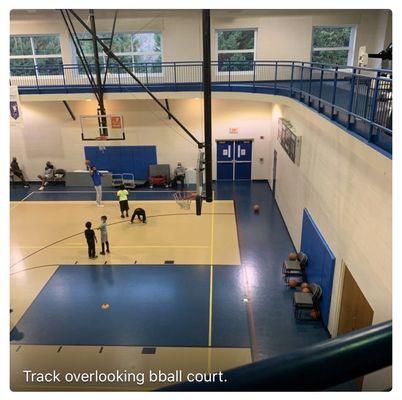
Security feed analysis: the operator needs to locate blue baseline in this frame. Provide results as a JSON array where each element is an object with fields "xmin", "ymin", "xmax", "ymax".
[{"xmin": 10, "ymin": 265, "xmax": 250, "ymax": 348}]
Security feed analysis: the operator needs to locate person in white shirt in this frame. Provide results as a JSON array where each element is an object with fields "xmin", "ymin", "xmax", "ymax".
[
  {"xmin": 37, "ymin": 161, "xmax": 54, "ymax": 191},
  {"xmin": 172, "ymin": 162, "xmax": 186, "ymax": 191}
]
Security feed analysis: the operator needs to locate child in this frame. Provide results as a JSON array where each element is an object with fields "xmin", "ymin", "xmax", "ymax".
[
  {"xmin": 98, "ymin": 215, "xmax": 110, "ymax": 255},
  {"xmin": 117, "ymin": 184, "xmax": 129, "ymax": 218},
  {"xmin": 131, "ymin": 207, "xmax": 147, "ymax": 224},
  {"xmin": 84, "ymin": 221, "xmax": 97, "ymax": 259}
]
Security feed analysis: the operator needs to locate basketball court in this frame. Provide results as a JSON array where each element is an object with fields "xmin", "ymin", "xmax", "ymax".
[{"xmin": 10, "ymin": 195, "xmax": 252, "ymax": 390}]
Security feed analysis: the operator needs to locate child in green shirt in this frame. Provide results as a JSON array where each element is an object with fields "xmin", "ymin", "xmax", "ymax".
[{"xmin": 117, "ymin": 184, "xmax": 129, "ymax": 218}]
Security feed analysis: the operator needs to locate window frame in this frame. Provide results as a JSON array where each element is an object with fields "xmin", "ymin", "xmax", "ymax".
[
  {"xmin": 73, "ymin": 30, "xmax": 163, "ymax": 77},
  {"xmin": 311, "ymin": 25, "xmax": 357, "ymax": 67},
  {"xmin": 216, "ymin": 28, "xmax": 257, "ymax": 75},
  {"xmin": 10, "ymin": 34, "xmax": 63, "ymax": 77}
]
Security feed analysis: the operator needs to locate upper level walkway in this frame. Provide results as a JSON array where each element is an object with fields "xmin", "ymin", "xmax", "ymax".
[{"xmin": 11, "ymin": 60, "xmax": 392, "ymax": 157}]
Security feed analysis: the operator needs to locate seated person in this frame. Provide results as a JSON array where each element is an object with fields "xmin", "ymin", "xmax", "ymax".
[
  {"xmin": 172, "ymin": 162, "xmax": 186, "ymax": 191},
  {"xmin": 38, "ymin": 161, "xmax": 55, "ymax": 191},
  {"xmin": 10, "ymin": 157, "xmax": 29, "ymax": 188}
]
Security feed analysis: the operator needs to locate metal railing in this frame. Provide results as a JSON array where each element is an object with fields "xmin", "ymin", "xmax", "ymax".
[
  {"xmin": 10, "ymin": 60, "xmax": 392, "ymax": 155},
  {"xmin": 160, "ymin": 320, "xmax": 392, "ymax": 391}
]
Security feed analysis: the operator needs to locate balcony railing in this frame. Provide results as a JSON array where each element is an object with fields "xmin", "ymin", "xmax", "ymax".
[
  {"xmin": 160, "ymin": 320, "xmax": 392, "ymax": 391},
  {"xmin": 10, "ymin": 60, "xmax": 392, "ymax": 156}
]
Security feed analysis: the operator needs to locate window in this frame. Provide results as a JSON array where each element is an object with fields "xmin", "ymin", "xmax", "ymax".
[
  {"xmin": 75, "ymin": 31, "xmax": 162, "ymax": 74},
  {"xmin": 217, "ymin": 29, "xmax": 256, "ymax": 72},
  {"xmin": 311, "ymin": 26, "xmax": 356, "ymax": 66},
  {"xmin": 10, "ymin": 35, "xmax": 62, "ymax": 76}
]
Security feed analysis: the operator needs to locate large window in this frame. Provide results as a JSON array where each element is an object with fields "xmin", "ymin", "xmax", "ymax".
[
  {"xmin": 10, "ymin": 35, "xmax": 62, "ymax": 76},
  {"xmin": 76, "ymin": 31, "xmax": 162, "ymax": 74},
  {"xmin": 217, "ymin": 29, "xmax": 256, "ymax": 72},
  {"xmin": 311, "ymin": 26, "xmax": 356, "ymax": 66}
]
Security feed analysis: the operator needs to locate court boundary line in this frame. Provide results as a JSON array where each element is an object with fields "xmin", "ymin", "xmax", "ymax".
[
  {"xmin": 208, "ymin": 193, "xmax": 215, "ymax": 347},
  {"xmin": 10, "ymin": 191, "xmax": 35, "ymax": 210},
  {"xmin": 10, "ymin": 263, "xmax": 242, "ymax": 277},
  {"xmin": 233, "ymin": 199, "xmax": 258, "ymax": 363},
  {"xmin": 27, "ymin": 190, "xmax": 178, "ymax": 193}
]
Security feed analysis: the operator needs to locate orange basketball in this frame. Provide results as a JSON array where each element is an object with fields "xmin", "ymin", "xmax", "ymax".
[
  {"xmin": 253, "ymin": 204, "xmax": 260, "ymax": 213},
  {"xmin": 301, "ymin": 282, "xmax": 309, "ymax": 289},
  {"xmin": 310, "ymin": 309, "xmax": 320, "ymax": 320},
  {"xmin": 288, "ymin": 279, "xmax": 297, "ymax": 288},
  {"xmin": 101, "ymin": 303, "xmax": 110, "ymax": 310},
  {"xmin": 288, "ymin": 252, "xmax": 297, "ymax": 261}
]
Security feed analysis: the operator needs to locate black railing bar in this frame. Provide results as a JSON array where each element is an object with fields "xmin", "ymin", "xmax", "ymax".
[{"xmin": 160, "ymin": 320, "xmax": 391, "ymax": 391}]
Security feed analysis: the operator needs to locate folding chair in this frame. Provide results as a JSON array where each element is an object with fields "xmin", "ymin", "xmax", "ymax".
[{"xmin": 293, "ymin": 283, "xmax": 322, "ymax": 320}]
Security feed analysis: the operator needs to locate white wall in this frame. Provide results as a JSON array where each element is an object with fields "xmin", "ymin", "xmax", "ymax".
[
  {"xmin": 11, "ymin": 96, "xmax": 272, "ymax": 180},
  {"xmin": 267, "ymin": 96, "xmax": 391, "ymax": 390},
  {"xmin": 10, "ymin": 9, "xmax": 391, "ymax": 67}
]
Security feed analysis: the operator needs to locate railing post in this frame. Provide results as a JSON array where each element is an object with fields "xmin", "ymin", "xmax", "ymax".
[
  {"xmin": 300, "ymin": 62, "xmax": 304, "ymax": 100},
  {"xmin": 274, "ymin": 61, "xmax": 278, "ymax": 94},
  {"xmin": 347, "ymin": 67, "xmax": 357, "ymax": 129},
  {"xmin": 290, "ymin": 61, "xmax": 294, "ymax": 97},
  {"xmin": 228, "ymin": 60, "xmax": 231, "ymax": 89},
  {"xmin": 118, "ymin": 65, "xmax": 121, "ymax": 91},
  {"xmin": 308, "ymin": 63, "xmax": 313, "ymax": 105},
  {"xmin": 34, "ymin": 64, "xmax": 39, "ymax": 92},
  {"xmin": 253, "ymin": 60, "xmax": 256, "ymax": 92},
  {"xmin": 145, "ymin": 63, "xmax": 149, "ymax": 85},
  {"xmin": 331, "ymin": 66, "xmax": 339, "ymax": 119},
  {"xmin": 173, "ymin": 62, "xmax": 177, "ymax": 90},
  {"xmin": 62, "ymin": 64, "xmax": 67, "ymax": 92},
  {"xmin": 368, "ymin": 71, "xmax": 381, "ymax": 142},
  {"xmin": 318, "ymin": 64, "xmax": 324, "ymax": 111}
]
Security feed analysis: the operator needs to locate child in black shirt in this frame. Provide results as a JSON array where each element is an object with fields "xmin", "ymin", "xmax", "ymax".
[{"xmin": 84, "ymin": 221, "xmax": 98, "ymax": 259}]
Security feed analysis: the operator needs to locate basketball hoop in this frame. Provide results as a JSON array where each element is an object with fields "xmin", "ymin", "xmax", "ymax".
[
  {"xmin": 96, "ymin": 135, "xmax": 108, "ymax": 151},
  {"xmin": 173, "ymin": 191, "xmax": 196, "ymax": 210}
]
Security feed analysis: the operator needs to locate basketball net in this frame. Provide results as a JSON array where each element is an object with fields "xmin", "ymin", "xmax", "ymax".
[{"xmin": 96, "ymin": 136, "xmax": 108, "ymax": 152}]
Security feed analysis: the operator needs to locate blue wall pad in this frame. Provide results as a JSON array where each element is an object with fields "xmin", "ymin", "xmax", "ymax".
[
  {"xmin": 212, "ymin": 266, "xmax": 250, "ymax": 348},
  {"xmin": 84, "ymin": 146, "xmax": 157, "ymax": 180},
  {"xmin": 300, "ymin": 209, "xmax": 336, "ymax": 328}
]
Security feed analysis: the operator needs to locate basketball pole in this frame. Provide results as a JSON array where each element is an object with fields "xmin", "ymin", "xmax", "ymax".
[
  {"xmin": 89, "ymin": 9, "xmax": 108, "ymax": 137},
  {"xmin": 202, "ymin": 9, "xmax": 213, "ymax": 203}
]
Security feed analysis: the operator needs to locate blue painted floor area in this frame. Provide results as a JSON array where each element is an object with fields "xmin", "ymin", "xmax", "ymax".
[
  {"xmin": 11, "ymin": 265, "xmax": 250, "ymax": 348},
  {"xmin": 212, "ymin": 266, "xmax": 250, "ymax": 348},
  {"xmin": 10, "ymin": 183, "xmax": 196, "ymax": 202},
  {"xmin": 214, "ymin": 181, "xmax": 330, "ymax": 360}
]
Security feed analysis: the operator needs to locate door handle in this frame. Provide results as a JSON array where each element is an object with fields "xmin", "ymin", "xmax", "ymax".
[
  {"xmin": 228, "ymin": 146, "xmax": 231, "ymax": 159},
  {"xmin": 238, "ymin": 145, "xmax": 241, "ymax": 158}
]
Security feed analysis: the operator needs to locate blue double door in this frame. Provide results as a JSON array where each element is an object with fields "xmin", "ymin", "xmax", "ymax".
[{"xmin": 217, "ymin": 140, "xmax": 253, "ymax": 180}]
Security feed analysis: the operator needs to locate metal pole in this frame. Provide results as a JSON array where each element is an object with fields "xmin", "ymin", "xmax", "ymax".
[
  {"xmin": 202, "ymin": 9, "xmax": 213, "ymax": 202},
  {"xmin": 89, "ymin": 9, "xmax": 107, "ymax": 136}
]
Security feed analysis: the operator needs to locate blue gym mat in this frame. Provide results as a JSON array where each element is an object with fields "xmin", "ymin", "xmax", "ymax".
[{"xmin": 10, "ymin": 265, "xmax": 250, "ymax": 348}]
